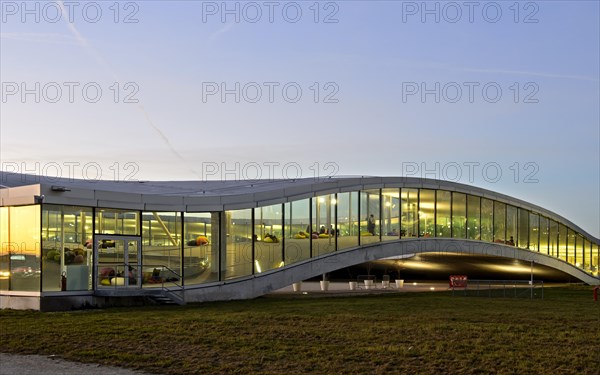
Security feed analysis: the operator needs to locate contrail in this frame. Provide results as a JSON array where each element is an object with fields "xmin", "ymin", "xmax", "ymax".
[{"xmin": 57, "ymin": 1, "xmax": 201, "ymax": 179}]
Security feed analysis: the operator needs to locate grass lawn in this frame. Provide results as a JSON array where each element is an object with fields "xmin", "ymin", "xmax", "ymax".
[{"xmin": 1, "ymin": 287, "xmax": 599, "ymax": 374}]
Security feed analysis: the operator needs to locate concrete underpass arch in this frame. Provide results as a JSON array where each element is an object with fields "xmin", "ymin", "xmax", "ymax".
[{"xmin": 184, "ymin": 239, "xmax": 600, "ymax": 303}]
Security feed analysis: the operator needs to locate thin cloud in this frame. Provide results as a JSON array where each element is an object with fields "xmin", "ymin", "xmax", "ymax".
[
  {"xmin": 463, "ymin": 67, "xmax": 599, "ymax": 83},
  {"xmin": 56, "ymin": 1, "xmax": 201, "ymax": 179},
  {"xmin": 208, "ymin": 23, "xmax": 234, "ymax": 44},
  {"xmin": 0, "ymin": 32, "xmax": 78, "ymax": 44}
]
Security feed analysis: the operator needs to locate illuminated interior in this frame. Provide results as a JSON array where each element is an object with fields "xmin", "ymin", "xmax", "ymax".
[{"xmin": 0, "ymin": 186, "xmax": 598, "ymax": 294}]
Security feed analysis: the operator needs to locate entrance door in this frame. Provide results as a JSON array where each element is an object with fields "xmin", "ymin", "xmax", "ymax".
[{"xmin": 95, "ymin": 235, "xmax": 141, "ymax": 289}]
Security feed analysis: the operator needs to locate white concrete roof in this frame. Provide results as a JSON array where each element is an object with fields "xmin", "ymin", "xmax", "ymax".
[{"xmin": 1, "ymin": 172, "xmax": 598, "ymax": 243}]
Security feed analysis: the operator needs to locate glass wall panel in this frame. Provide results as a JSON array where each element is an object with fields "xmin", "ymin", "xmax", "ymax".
[
  {"xmin": 567, "ymin": 229, "xmax": 576, "ymax": 265},
  {"xmin": 506, "ymin": 205, "xmax": 517, "ymax": 246},
  {"xmin": 592, "ymin": 242, "xmax": 599, "ymax": 276},
  {"xmin": 539, "ymin": 216, "xmax": 549, "ymax": 254},
  {"xmin": 337, "ymin": 192, "xmax": 359, "ymax": 250},
  {"xmin": 467, "ymin": 195, "xmax": 480, "ymax": 240},
  {"xmin": 142, "ymin": 212, "xmax": 181, "ymax": 286},
  {"xmin": 95, "ymin": 208, "xmax": 140, "ymax": 235},
  {"xmin": 558, "ymin": 224, "xmax": 567, "ymax": 262},
  {"xmin": 0, "ymin": 207, "xmax": 8, "ymax": 291},
  {"xmin": 436, "ymin": 190, "xmax": 451, "ymax": 238},
  {"xmin": 254, "ymin": 204, "xmax": 283, "ymax": 272},
  {"xmin": 452, "ymin": 193, "xmax": 466, "ymax": 239},
  {"xmin": 223, "ymin": 209, "xmax": 252, "ymax": 280},
  {"xmin": 4, "ymin": 205, "xmax": 41, "ymax": 292},
  {"xmin": 575, "ymin": 235, "xmax": 584, "ymax": 268},
  {"xmin": 481, "ymin": 198, "xmax": 493, "ymax": 242},
  {"xmin": 493, "ymin": 202, "xmax": 506, "ymax": 244},
  {"xmin": 183, "ymin": 213, "xmax": 219, "ymax": 285},
  {"xmin": 381, "ymin": 189, "xmax": 400, "ymax": 241},
  {"xmin": 548, "ymin": 220, "xmax": 558, "ymax": 257},
  {"xmin": 401, "ymin": 189, "xmax": 418, "ymax": 237},
  {"xmin": 361, "ymin": 190, "xmax": 380, "ymax": 243},
  {"xmin": 311, "ymin": 195, "xmax": 335, "ymax": 256},
  {"xmin": 528, "ymin": 213, "xmax": 539, "ymax": 251},
  {"xmin": 583, "ymin": 239, "xmax": 591, "ymax": 272},
  {"xmin": 42, "ymin": 205, "xmax": 93, "ymax": 292},
  {"xmin": 419, "ymin": 189, "xmax": 435, "ymax": 237},
  {"xmin": 284, "ymin": 199, "xmax": 310, "ymax": 265},
  {"xmin": 517, "ymin": 208, "xmax": 529, "ymax": 249}
]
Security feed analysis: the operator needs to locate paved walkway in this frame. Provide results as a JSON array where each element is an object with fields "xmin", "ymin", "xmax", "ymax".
[
  {"xmin": 0, "ymin": 353, "xmax": 152, "ymax": 375},
  {"xmin": 270, "ymin": 280, "xmax": 449, "ymax": 294}
]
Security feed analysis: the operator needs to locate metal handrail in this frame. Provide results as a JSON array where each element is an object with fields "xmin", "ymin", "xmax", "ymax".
[
  {"xmin": 451, "ymin": 279, "xmax": 544, "ymax": 299},
  {"xmin": 96, "ymin": 262, "xmax": 185, "ymax": 304}
]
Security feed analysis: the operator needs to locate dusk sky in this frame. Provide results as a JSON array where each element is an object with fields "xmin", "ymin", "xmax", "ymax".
[{"xmin": 1, "ymin": 1, "xmax": 599, "ymax": 237}]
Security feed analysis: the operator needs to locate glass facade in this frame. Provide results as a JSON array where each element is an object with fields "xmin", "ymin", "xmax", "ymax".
[
  {"xmin": 452, "ymin": 193, "xmax": 466, "ymax": 239},
  {"xmin": 381, "ymin": 189, "xmax": 400, "ymax": 240},
  {"xmin": 312, "ymin": 195, "xmax": 335, "ymax": 256},
  {"xmin": 481, "ymin": 198, "xmax": 493, "ymax": 242},
  {"xmin": 401, "ymin": 189, "xmax": 418, "ymax": 238},
  {"xmin": 223, "ymin": 209, "xmax": 253, "ymax": 280},
  {"xmin": 467, "ymin": 195, "xmax": 480, "ymax": 240},
  {"xmin": 419, "ymin": 189, "xmax": 435, "ymax": 237},
  {"xmin": 255, "ymin": 204, "xmax": 284, "ymax": 272},
  {"xmin": 436, "ymin": 190, "xmax": 451, "ymax": 238},
  {"xmin": 539, "ymin": 216, "xmax": 549, "ymax": 254},
  {"xmin": 493, "ymin": 202, "xmax": 506, "ymax": 244},
  {"xmin": 1, "ymin": 184, "xmax": 599, "ymax": 295},
  {"xmin": 506, "ymin": 205, "xmax": 517, "ymax": 246},
  {"xmin": 183, "ymin": 212, "xmax": 219, "ymax": 285},
  {"xmin": 284, "ymin": 199, "xmax": 311, "ymax": 264},
  {"xmin": 142, "ymin": 212, "xmax": 181, "ymax": 285},
  {"xmin": 42, "ymin": 205, "xmax": 93, "ymax": 292},
  {"xmin": 0, "ymin": 205, "xmax": 41, "ymax": 292},
  {"xmin": 518, "ymin": 208, "xmax": 529, "ymax": 249},
  {"xmin": 361, "ymin": 190, "xmax": 380, "ymax": 243}
]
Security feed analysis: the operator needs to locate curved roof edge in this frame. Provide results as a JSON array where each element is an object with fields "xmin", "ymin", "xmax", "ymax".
[{"xmin": 1, "ymin": 172, "xmax": 598, "ymax": 244}]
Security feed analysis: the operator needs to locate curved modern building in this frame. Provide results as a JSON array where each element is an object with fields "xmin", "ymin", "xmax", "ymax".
[{"xmin": 1, "ymin": 172, "xmax": 598, "ymax": 310}]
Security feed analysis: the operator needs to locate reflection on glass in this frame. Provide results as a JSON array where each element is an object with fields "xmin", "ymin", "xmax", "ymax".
[
  {"xmin": 467, "ymin": 195, "xmax": 480, "ymax": 240},
  {"xmin": 2, "ymin": 205, "xmax": 41, "ymax": 292},
  {"xmin": 592, "ymin": 243, "xmax": 599, "ymax": 275},
  {"xmin": 436, "ymin": 191, "xmax": 451, "ymax": 238},
  {"xmin": 361, "ymin": 190, "xmax": 380, "ymax": 243},
  {"xmin": 401, "ymin": 189, "xmax": 418, "ymax": 238},
  {"xmin": 452, "ymin": 193, "xmax": 466, "ymax": 239},
  {"xmin": 481, "ymin": 198, "xmax": 493, "ymax": 242},
  {"xmin": 575, "ymin": 235, "xmax": 583, "ymax": 268},
  {"xmin": 183, "ymin": 213, "xmax": 219, "ymax": 285},
  {"xmin": 549, "ymin": 220, "xmax": 558, "ymax": 257},
  {"xmin": 142, "ymin": 212, "xmax": 181, "ymax": 279},
  {"xmin": 517, "ymin": 208, "xmax": 529, "ymax": 249},
  {"xmin": 254, "ymin": 204, "xmax": 283, "ymax": 272},
  {"xmin": 42, "ymin": 205, "xmax": 93, "ymax": 292},
  {"xmin": 419, "ymin": 189, "xmax": 435, "ymax": 237},
  {"xmin": 224, "ymin": 209, "xmax": 252, "ymax": 280},
  {"xmin": 381, "ymin": 189, "xmax": 400, "ymax": 241},
  {"xmin": 558, "ymin": 224, "xmax": 568, "ymax": 262},
  {"xmin": 567, "ymin": 229, "xmax": 576, "ymax": 265},
  {"xmin": 506, "ymin": 205, "xmax": 517, "ymax": 246},
  {"xmin": 284, "ymin": 200, "xmax": 310, "ymax": 265},
  {"xmin": 312, "ymin": 195, "xmax": 335, "ymax": 256},
  {"xmin": 95, "ymin": 208, "xmax": 140, "ymax": 235},
  {"xmin": 493, "ymin": 202, "xmax": 505, "ymax": 244},
  {"xmin": 529, "ymin": 213, "xmax": 539, "ymax": 251},
  {"xmin": 337, "ymin": 192, "xmax": 358, "ymax": 250},
  {"xmin": 0, "ymin": 207, "xmax": 8, "ymax": 291},
  {"xmin": 539, "ymin": 216, "xmax": 549, "ymax": 254}
]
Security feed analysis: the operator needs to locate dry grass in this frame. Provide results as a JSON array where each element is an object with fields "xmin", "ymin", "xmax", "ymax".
[{"xmin": 1, "ymin": 287, "xmax": 599, "ymax": 374}]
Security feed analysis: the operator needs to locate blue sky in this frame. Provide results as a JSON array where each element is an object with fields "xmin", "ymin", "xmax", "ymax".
[{"xmin": 1, "ymin": 1, "xmax": 599, "ymax": 237}]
